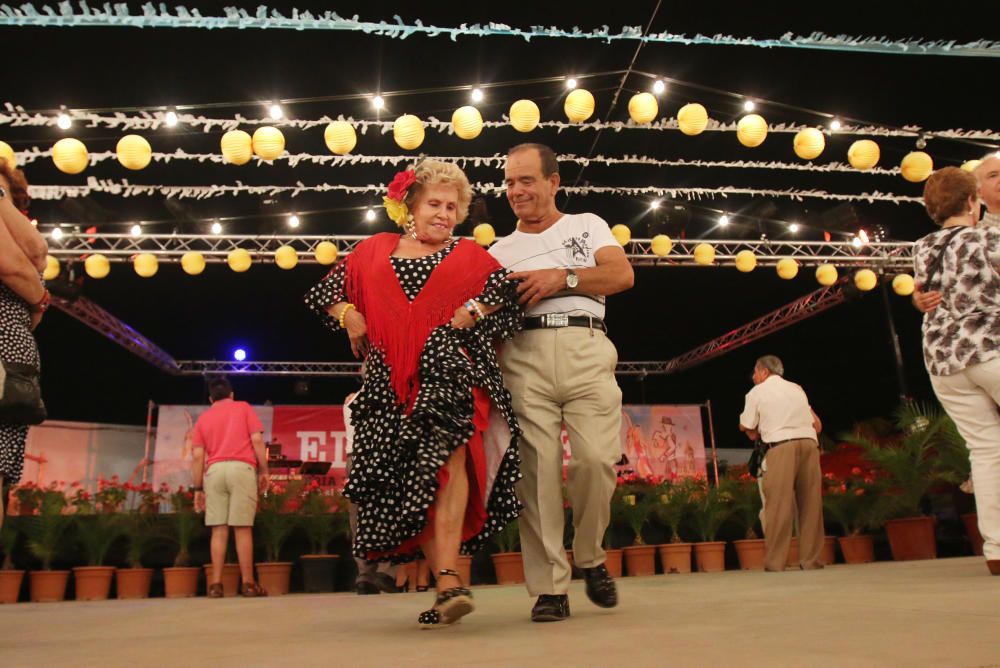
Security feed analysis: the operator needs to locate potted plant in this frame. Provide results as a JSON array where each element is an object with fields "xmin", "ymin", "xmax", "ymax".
[
  {"xmin": 298, "ymin": 480, "xmax": 347, "ymax": 593},
  {"xmin": 164, "ymin": 486, "xmax": 203, "ymax": 598},
  {"xmin": 822, "ymin": 469, "xmax": 879, "ymax": 564},
  {"xmin": 70, "ymin": 482, "xmax": 126, "ymax": 601},
  {"xmin": 255, "ymin": 480, "xmax": 298, "ymax": 595},
  {"xmin": 725, "ymin": 470, "xmax": 766, "ymax": 570},
  {"xmin": 117, "ymin": 482, "xmax": 164, "ymax": 599},
  {"xmin": 689, "ymin": 478, "xmax": 732, "ymax": 573},
  {"xmin": 655, "ymin": 477, "xmax": 695, "ymax": 574},
  {"xmin": 613, "ymin": 475, "xmax": 659, "ymax": 577},
  {"xmin": 0, "ymin": 517, "xmax": 24, "ymax": 604},
  {"xmin": 22, "ymin": 482, "xmax": 72, "ymax": 602},
  {"xmin": 490, "ymin": 520, "xmax": 524, "ymax": 585}
]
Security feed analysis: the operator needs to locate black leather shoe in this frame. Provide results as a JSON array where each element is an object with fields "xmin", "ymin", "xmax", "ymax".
[
  {"xmin": 531, "ymin": 594, "xmax": 570, "ymax": 622},
  {"xmin": 355, "ymin": 580, "xmax": 380, "ymax": 595},
  {"xmin": 582, "ymin": 564, "xmax": 618, "ymax": 608}
]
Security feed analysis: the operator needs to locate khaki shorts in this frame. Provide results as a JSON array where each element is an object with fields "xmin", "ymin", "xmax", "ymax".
[{"xmin": 204, "ymin": 460, "xmax": 258, "ymax": 527}]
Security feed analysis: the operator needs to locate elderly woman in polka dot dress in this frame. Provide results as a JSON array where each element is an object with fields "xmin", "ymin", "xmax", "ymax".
[
  {"xmin": 305, "ymin": 160, "xmax": 522, "ymax": 628},
  {"xmin": 0, "ymin": 158, "xmax": 50, "ymax": 527}
]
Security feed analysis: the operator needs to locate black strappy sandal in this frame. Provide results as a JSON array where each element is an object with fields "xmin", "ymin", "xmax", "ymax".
[{"xmin": 417, "ymin": 569, "xmax": 474, "ymax": 629}]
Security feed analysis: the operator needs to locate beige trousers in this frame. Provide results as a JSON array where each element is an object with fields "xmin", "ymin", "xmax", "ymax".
[
  {"xmin": 761, "ymin": 438, "xmax": 824, "ymax": 571},
  {"xmin": 501, "ymin": 327, "xmax": 622, "ymax": 596}
]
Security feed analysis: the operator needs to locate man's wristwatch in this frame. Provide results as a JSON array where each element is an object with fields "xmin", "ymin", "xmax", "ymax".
[
  {"xmin": 565, "ymin": 268, "xmax": 579, "ymax": 289},
  {"xmin": 190, "ymin": 486, "xmax": 203, "ymax": 492},
  {"xmin": 0, "ymin": 186, "xmax": 7, "ymax": 200}
]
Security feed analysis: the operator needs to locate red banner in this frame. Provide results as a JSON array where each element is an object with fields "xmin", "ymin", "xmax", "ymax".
[{"xmin": 269, "ymin": 406, "xmax": 348, "ymax": 487}]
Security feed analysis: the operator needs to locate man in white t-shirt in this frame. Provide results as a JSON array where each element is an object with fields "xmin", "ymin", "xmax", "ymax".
[
  {"xmin": 738, "ymin": 355, "xmax": 825, "ymax": 572},
  {"xmin": 489, "ymin": 143, "xmax": 634, "ymax": 622}
]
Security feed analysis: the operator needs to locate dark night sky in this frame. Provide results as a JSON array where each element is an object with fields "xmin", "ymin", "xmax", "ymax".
[{"xmin": 4, "ymin": 1, "xmax": 998, "ymax": 450}]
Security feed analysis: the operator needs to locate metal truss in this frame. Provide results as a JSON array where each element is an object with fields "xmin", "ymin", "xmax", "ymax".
[
  {"xmin": 175, "ymin": 359, "xmax": 673, "ymax": 377},
  {"xmin": 46, "ymin": 233, "xmax": 914, "ymax": 271}
]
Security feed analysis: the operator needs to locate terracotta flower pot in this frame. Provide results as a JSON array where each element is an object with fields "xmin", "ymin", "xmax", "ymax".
[
  {"xmin": 658, "ymin": 543, "xmax": 693, "ymax": 574},
  {"xmin": 0, "ymin": 570, "xmax": 25, "ymax": 604},
  {"xmin": 961, "ymin": 513, "xmax": 984, "ymax": 557},
  {"xmin": 163, "ymin": 567, "xmax": 200, "ymax": 598},
  {"xmin": 256, "ymin": 562, "xmax": 292, "ymax": 596},
  {"xmin": 694, "ymin": 541, "xmax": 726, "ymax": 572},
  {"xmin": 604, "ymin": 548, "xmax": 623, "ymax": 578},
  {"xmin": 733, "ymin": 539, "xmax": 767, "ymax": 571},
  {"xmin": 623, "ymin": 545, "xmax": 657, "ymax": 576},
  {"xmin": 29, "ymin": 570, "xmax": 70, "ymax": 602},
  {"xmin": 457, "ymin": 555, "xmax": 473, "ymax": 586},
  {"xmin": 73, "ymin": 566, "xmax": 115, "ymax": 601},
  {"xmin": 785, "ymin": 537, "xmax": 799, "ymax": 568},
  {"xmin": 820, "ymin": 536, "xmax": 837, "ymax": 565},
  {"xmin": 491, "ymin": 552, "xmax": 525, "ymax": 585},
  {"xmin": 300, "ymin": 555, "xmax": 338, "ymax": 593},
  {"xmin": 203, "ymin": 563, "xmax": 242, "ymax": 596},
  {"xmin": 885, "ymin": 516, "xmax": 937, "ymax": 561},
  {"xmin": 116, "ymin": 568, "xmax": 153, "ymax": 599},
  {"xmin": 838, "ymin": 534, "xmax": 874, "ymax": 564}
]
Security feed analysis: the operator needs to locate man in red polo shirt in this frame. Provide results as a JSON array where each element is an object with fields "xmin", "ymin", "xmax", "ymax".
[{"xmin": 191, "ymin": 377, "xmax": 269, "ymax": 597}]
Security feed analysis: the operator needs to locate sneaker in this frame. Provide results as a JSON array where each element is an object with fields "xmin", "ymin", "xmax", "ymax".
[
  {"xmin": 374, "ymin": 572, "xmax": 402, "ymax": 593},
  {"xmin": 531, "ymin": 594, "xmax": 570, "ymax": 622},
  {"xmin": 582, "ymin": 564, "xmax": 618, "ymax": 608},
  {"xmin": 355, "ymin": 580, "xmax": 381, "ymax": 595}
]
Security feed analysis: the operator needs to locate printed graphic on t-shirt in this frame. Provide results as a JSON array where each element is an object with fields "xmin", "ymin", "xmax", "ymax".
[{"xmin": 564, "ymin": 232, "xmax": 592, "ymax": 263}]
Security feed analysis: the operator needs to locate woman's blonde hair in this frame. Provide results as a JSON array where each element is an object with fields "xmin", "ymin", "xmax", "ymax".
[{"xmin": 404, "ymin": 159, "xmax": 473, "ymax": 223}]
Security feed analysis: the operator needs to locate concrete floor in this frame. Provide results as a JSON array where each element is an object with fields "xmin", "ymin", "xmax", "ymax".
[{"xmin": 1, "ymin": 557, "xmax": 998, "ymax": 668}]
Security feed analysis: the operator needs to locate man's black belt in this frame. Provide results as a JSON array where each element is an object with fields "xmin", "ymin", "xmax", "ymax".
[{"xmin": 523, "ymin": 313, "xmax": 607, "ymax": 333}]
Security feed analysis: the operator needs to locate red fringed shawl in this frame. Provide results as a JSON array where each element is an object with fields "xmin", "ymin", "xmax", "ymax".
[{"xmin": 342, "ymin": 233, "xmax": 501, "ymax": 408}]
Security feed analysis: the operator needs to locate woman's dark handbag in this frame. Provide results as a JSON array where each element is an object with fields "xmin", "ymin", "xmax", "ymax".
[{"xmin": 0, "ymin": 361, "xmax": 47, "ymax": 425}]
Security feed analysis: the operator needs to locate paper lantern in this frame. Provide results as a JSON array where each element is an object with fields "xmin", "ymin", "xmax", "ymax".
[
  {"xmin": 815, "ymin": 263, "xmax": 838, "ymax": 286},
  {"xmin": 315, "ymin": 241, "xmax": 338, "ymax": 265},
  {"xmin": 854, "ymin": 269, "xmax": 878, "ymax": 291},
  {"xmin": 961, "ymin": 159, "xmax": 982, "ymax": 173},
  {"xmin": 227, "ymin": 248, "xmax": 252, "ymax": 273},
  {"xmin": 181, "ymin": 252, "xmax": 206, "ymax": 275},
  {"xmin": 275, "ymin": 245, "xmax": 298, "ymax": 270},
  {"xmin": 509, "ymin": 100, "xmax": 540, "ymax": 133},
  {"xmin": 84, "ymin": 254, "xmax": 110, "ymax": 279},
  {"xmin": 43, "ymin": 256, "xmax": 60, "ymax": 281},
  {"xmin": 393, "ymin": 115, "xmax": 425, "ymax": 150},
  {"xmin": 221, "ymin": 130, "xmax": 253, "ymax": 165},
  {"xmin": 892, "ymin": 273, "xmax": 915, "ymax": 296},
  {"xmin": 473, "ymin": 223, "xmax": 496, "ymax": 246},
  {"xmin": 735, "ymin": 250, "xmax": 757, "ymax": 272},
  {"xmin": 793, "ymin": 128, "xmax": 826, "ymax": 160},
  {"xmin": 52, "ymin": 138, "xmax": 89, "ymax": 174},
  {"xmin": 848, "ymin": 140, "xmax": 880, "ymax": 170},
  {"xmin": 651, "ymin": 234, "xmax": 672, "ymax": 257},
  {"xmin": 693, "ymin": 243, "xmax": 715, "ymax": 265},
  {"xmin": 776, "ymin": 258, "xmax": 799, "ymax": 280},
  {"xmin": 452, "ymin": 106, "xmax": 484, "ymax": 140},
  {"xmin": 611, "ymin": 224, "xmax": 631, "ymax": 246},
  {"xmin": 564, "ymin": 89, "xmax": 595, "ymax": 123},
  {"xmin": 0, "ymin": 140, "xmax": 16, "ymax": 167},
  {"xmin": 901, "ymin": 151, "xmax": 933, "ymax": 183},
  {"xmin": 324, "ymin": 121, "xmax": 356, "ymax": 155},
  {"xmin": 133, "ymin": 253, "xmax": 158, "ymax": 278},
  {"xmin": 677, "ymin": 103, "xmax": 708, "ymax": 136},
  {"xmin": 116, "ymin": 134, "xmax": 152, "ymax": 170},
  {"xmin": 737, "ymin": 115, "xmax": 768, "ymax": 148},
  {"xmin": 252, "ymin": 126, "xmax": 285, "ymax": 161},
  {"xmin": 628, "ymin": 93, "xmax": 658, "ymax": 124}
]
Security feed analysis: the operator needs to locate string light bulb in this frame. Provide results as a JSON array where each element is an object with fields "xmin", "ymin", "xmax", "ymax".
[
  {"xmin": 51, "ymin": 227, "xmax": 64, "ymax": 240},
  {"xmin": 372, "ymin": 95, "xmax": 385, "ymax": 110},
  {"xmin": 719, "ymin": 214, "xmax": 730, "ymax": 226},
  {"xmin": 130, "ymin": 224, "xmax": 142, "ymax": 237},
  {"xmin": 743, "ymin": 100, "xmax": 756, "ymax": 112},
  {"xmin": 288, "ymin": 214, "xmax": 300, "ymax": 229},
  {"xmin": 365, "ymin": 208, "xmax": 376, "ymax": 222},
  {"xmin": 269, "ymin": 104, "xmax": 283, "ymax": 120},
  {"xmin": 830, "ymin": 119, "xmax": 841, "ymax": 131},
  {"xmin": 57, "ymin": 113, "xmax": 72, "ymax": 129},
  {"xmin": 211, "ymin": 221, "xmax": 222, "ymax": 235},
  {"xmin": 165, "ymin": 110, "xmax": 178, "ymax": 127},
  {"xmin": 789, "ymin": 223, "xmax": 800, "ymax": 233},
  {"xmin": 565, "ymin": 77, "xmax": 578, "ymax": 90},
  {"xmin": 649, "ymin": 201, "xmax": 661, "ymax": 210},
  {"xmin": 653, "ymin": 80, "xmax": 666, "ymax": 95},
  {"xmin": 470, "ymin": 88, "xmax": 484, "ymax": 103}
]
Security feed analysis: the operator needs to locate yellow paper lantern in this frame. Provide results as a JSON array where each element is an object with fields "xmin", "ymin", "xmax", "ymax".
[
  {"xmin": 509, "ymin": 99, "xmax": 540, "ymax": 133},
  {"xmin": 452, "ymin": 106, "xmax": 484, "ymax": 140},
  {"xmin": 43, "ymin": 256, "xmax": 60, "ymax": 281},
  {"xmin": 315, "ymin": 241, "xmax": 338, "ymax": 265},
  {"xmin": 116, "ymin": 134, "xmax": 152, "ymax": 170},
  {"xmin": 324, "ymin": 121, "xmax": 357, "ymax": 155},
  {"xmin": 735, "ymin": 250, "xmax": 757, "ymax": 272},
  {"xmin": 737, "ymin": 114, "xmax": 768, "ymax": 148},
  {"xmin": 221, "ymin": 130, "xmax": 253, "ymax": 165},
  {"xmin": 227, "ymin": 248, "xmax": 253, "ymax": 273},
  {"xmin": 252, "ymin": 126, "xmax": 285, "ymax": 161},
  {"xmin": 52, "ymin": 138, "xmax": 89, "ymax": 174},
  {"xmin": 677, "ymin": 103, "xmax": 709, "ymax": 136},
  {"xmin": 892, "ymin": 273, "xmax": 915, "ymax": 296},
  {"xmin": 133, "ymin": 253, "xmax": 158, "ymax": 278},
  {"xmin": 777, "ymin": 258, "xmax": 799, "ymax": 280},
  {"xmin": 961, "ymin": 159, "xmax": 982, "ymax": 173},
  {"xmin": 473, "ymin": 223, "xmax": 496, "ymax": 246},
  {"xmin": 611, "ymin": 224, "xmax": 631, "ymax": 246},
  {"xmin": 848, "ymin": 140, "xmax": 880, "ymax": 170},
  {"xmin": 651, "ymin": 234, "xmax": 673, "ymax": 257},
  {"xmin": 900, "ymin": 151, "xmax": 934, "ymax": 183},
  {"xmin": 84, "ymin": 254, "xmax": 110, "ymax": 279},
  {"xmin": 854, "ymin": 269, "xmax": 878, "ymax": 291},
  {"xmin": 275, "ymin": 245, "xmax": 298, "ymax": 270},
  {"xmin": 181, "ymin": 252, "xmax": 206, "ymax": 276},
  {"xmin": 793, "ymin": 128, "xmax": 826, "ymax": 160},
  {"xmin": 815, "ymin": 263, "xmax": 838, "ymax": 286},
  {"xmin": 0, "ymin": 140, "xmax": 16, "ymax": 168},
  {"xmin": 393, "ymin": 114, "xmax": 425, "ymax": 150},
  {"xmin": 693, "ymin": 243, "xmax": 715, "ymax": 265},
  {"xmin": 628, "ymin": 93, "xmax": 658, "ymax": 124},
  {"xmin": 564, "ymin": 89, "xmax": 595, "ymax": 123}
]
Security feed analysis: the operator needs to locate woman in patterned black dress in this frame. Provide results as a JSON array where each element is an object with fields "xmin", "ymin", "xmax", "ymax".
[
  {"xmin": 305, "ymin": 160, "xmax": 522, "ymax": 627},
  {"xmin": 0, "ymin": 157, "xmax": 50, "ymax": 527}
]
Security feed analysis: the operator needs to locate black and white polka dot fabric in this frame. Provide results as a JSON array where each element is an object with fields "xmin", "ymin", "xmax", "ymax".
[
  {"xmin": 0, "ymin": 283, "xmax": 40, "ymax": 485},
  {"xmin": 304, "ymin": 240, "xmax": 523, "ymax": 563}
]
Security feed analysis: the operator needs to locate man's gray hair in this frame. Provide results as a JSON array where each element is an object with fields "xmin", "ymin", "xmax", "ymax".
[{"xmin": 755, "ymin": 355, "xmax": 784, "ymax": 376}]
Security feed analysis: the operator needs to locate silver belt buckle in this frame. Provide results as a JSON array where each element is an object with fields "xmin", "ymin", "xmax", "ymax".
[{"xmin": 543, "ymin": 313, "xmax": 569, "ymax": 328}]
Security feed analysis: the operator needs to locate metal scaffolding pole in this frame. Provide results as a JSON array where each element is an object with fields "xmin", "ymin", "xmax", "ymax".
[{"xmin": 173, "ymin": 359, "xmax": 677, "ymax": 377}]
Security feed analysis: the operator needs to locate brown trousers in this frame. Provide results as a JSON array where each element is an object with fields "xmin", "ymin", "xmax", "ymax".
[{"xmin": 761, "ymin": 438, "xmax": 824, "ymax": 571}]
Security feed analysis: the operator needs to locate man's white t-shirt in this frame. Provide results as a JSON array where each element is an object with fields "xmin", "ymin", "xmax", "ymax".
[
  {"xmin": 488, "ymin": 213, "xmax": 619, "ymax": 318},
  {"xmin": 739, "ymin": 375, "xmax": 817, "ymax": 444}
]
